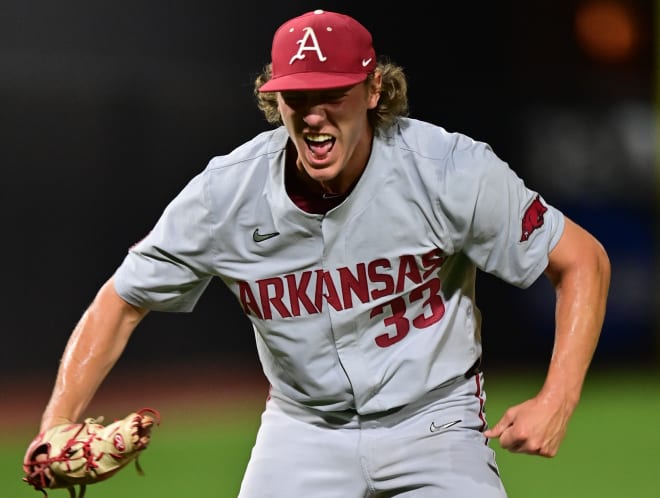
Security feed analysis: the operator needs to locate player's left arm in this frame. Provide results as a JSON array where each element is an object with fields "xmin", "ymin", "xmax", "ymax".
[{"xmin": 484, "ymin": 216, "xmax": 610, "ymax": 457}]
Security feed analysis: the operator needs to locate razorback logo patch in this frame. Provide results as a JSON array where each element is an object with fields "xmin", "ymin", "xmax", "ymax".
[{"xmin": 520, "ymin": 194, "xmax": 547, "ymax": 242}]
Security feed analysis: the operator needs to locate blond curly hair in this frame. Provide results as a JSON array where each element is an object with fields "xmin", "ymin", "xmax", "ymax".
[{"xmin": 253, "ymin": 58, "xmax": 409, "ymax": 134}]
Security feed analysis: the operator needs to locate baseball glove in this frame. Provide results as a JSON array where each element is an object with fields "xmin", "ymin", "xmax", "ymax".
[{"xmin": 22, "ymin": 408, "xmax": 160, "ymax": 498}]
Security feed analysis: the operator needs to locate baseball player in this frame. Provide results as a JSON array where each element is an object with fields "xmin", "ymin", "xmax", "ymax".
[{"xmin": 29, "ymin": 9, "xmax": 610, "ymax": 498}]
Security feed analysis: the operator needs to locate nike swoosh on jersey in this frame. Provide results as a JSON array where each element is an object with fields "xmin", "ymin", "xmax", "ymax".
[
  {"xmin": 253, "ymin": 228, "xmax": 280, "ymax": 243},
  {"xmin": 429, "ymin": 419, "xmax": 461, "ymax": 433}
]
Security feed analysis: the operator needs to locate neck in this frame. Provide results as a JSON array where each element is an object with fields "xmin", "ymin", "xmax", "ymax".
[{"xmin": 288, "ymin": 129, "xmax": 374, "ymax": 196}]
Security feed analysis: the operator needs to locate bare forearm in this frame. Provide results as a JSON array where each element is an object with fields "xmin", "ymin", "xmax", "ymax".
[
  {"xmin": 40, "ymin": 277, "xmax": 148, "ymax": 432},
  {"xmin": 541, "ymin": 220, "xmax": 610, "ymax": 408}
]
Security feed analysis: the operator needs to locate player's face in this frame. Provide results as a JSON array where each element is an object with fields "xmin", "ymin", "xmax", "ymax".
[{"xmin": 277, "ymin": 76, "xmax": 381, "ymax": 195}]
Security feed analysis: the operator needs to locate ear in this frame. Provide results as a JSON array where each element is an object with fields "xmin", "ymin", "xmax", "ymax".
[
  {"xmin": 367, "ymin": 71, "xmax": 382, "ymax": 109},
  {"xmin": 276, "ymin": 92, "xmax": 284, "ymax": 113}
]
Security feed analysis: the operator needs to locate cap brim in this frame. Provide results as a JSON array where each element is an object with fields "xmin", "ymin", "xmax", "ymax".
[{"xmin": 258, "ymin": 72, "xmax": 368, "ymax": 92}]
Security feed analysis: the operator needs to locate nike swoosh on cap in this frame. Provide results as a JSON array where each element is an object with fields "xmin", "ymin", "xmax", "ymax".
[{"xmin": 362, "ymin": 58, "xmax": 372, "ymax": 67}]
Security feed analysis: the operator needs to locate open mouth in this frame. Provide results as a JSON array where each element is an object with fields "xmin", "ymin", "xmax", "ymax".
[{"xmin": 304, "ymin": 134, "xmax": 335, "ymax": 157}]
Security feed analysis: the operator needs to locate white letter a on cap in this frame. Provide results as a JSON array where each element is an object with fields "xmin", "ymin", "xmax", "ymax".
[{"xmin": 289, "ymin": 27, "xmax": 327, "ymax": 65}]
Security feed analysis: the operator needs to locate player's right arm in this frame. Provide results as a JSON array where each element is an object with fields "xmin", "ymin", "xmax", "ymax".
[{"xmin": 39, "ymin": 276, "xmax": 149, "ymax": 432}]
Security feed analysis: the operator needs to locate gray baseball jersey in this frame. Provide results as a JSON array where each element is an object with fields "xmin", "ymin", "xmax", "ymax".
[{"xmin": 113, "ymin": 117, "xmax": 564, "ymax": 415}]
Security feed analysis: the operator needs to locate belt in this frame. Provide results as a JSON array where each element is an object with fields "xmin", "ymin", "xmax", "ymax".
[{"xmin": 464, "ymin": 356, "xmax": 482, "ymax": 379}]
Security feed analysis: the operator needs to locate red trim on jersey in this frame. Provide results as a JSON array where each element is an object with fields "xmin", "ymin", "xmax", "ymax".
[{"xmin": 473, "ymin": 373, "xmax": 488, "ymax": 433}]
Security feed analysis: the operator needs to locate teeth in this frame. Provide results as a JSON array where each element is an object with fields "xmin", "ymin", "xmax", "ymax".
[{"xmin": 306, "ymin": 134, "xmax": 333, "ymax": 142}]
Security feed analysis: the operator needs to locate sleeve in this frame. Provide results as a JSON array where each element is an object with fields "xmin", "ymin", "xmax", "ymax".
[
  {"xmin": 113, "ymin": 170, "xmax": 216, "ymax": 312},
  {"xmin": 444, "ymin": 137, "xmax": 565, "ymax": 289}
]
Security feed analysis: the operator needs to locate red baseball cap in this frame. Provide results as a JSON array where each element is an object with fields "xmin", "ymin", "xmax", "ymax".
[{"xmin": 258, "ymin": 10, "xmax": 377, "ymax": 92}]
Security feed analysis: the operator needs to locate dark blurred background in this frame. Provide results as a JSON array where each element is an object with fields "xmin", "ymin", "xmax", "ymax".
[{"xmin": 1, "ymin": 0, "xmax": 656, "ymax": 380}]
